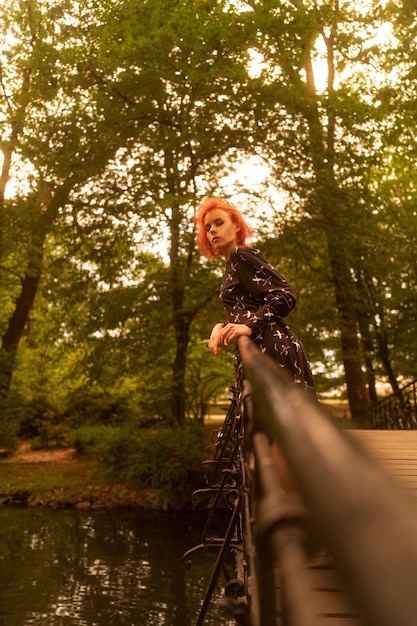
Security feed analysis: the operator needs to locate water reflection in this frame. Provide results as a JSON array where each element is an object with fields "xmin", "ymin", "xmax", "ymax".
[{"xmin": 0, "ymin": 508, "xmax": 234, "ymax": 626}]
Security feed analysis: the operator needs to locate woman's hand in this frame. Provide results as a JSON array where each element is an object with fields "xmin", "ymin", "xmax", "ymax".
[
  {"xmin": 208, "ymin": 323, "xmax": 226, "ymax": 357},
  {"xmin": 209, "ymin": 323, "xmax": 252, "ymax": 356},
  {"xmin": 220, "ymin": 323, "xmax": 252, "ymax": 347}
]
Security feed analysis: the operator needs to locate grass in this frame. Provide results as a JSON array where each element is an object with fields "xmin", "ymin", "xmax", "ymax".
[
  {"xmin": 0, "ymin": 449, "xmax": 154, "ymax": 508},
  {"xmin": 1, "ymin": 404, "xmax": 352, "ymax": 508}
]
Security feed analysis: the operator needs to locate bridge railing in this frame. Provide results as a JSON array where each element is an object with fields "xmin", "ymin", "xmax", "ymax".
[
  {"xmin": 369, "ymin": 379, "xmax": 417, "ymax": 429},
  {"xmin": 184, "ymin": 336, "xmax": 417, "ymax": 626}
]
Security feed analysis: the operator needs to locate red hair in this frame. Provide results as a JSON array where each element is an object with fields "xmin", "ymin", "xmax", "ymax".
[{"xmin": 195, "ymin": 197, "xmax": 252, "ymax": 259}]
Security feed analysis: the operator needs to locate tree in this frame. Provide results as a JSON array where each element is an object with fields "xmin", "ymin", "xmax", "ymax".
[
  {"xmin": 4, "ymin": 0, "xmax": 417, "ymax": 437},
  {"xmin": 241, "ymin": 0, "xmax": 413, "ymax": 423},
  {"xmin": 1, "ymin": 0, "xmax": 254, "ymax": 426},
  {"xmin": 54, "ymin": 0, "xmax": 255, "ymax": 424},
  {"xmin": 0, "ymin": 0, "xmax": 142, "ymax": 400}
]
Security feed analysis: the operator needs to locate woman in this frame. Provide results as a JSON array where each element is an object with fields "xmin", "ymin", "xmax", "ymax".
[{"xmin": 195, "ymin": 197, "xmax": 316, "ymax": 395}]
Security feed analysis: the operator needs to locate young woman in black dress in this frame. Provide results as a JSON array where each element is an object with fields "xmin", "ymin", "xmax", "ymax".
[{"xmin": 195, "ymin": 196, "xmax": 316, "ymax": 395}]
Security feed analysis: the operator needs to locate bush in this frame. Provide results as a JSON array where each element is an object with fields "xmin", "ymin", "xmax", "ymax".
[
  {"xmin": 73, "ymin": 422, "xmax": 206, "ymax": 507},
  {"xmin": 122, "ymin": 425, "xmax": 205, "ymax": 490},
  {"xmin": 64, "ymin": 389, "xmax": 166, "ymax": 429},
  {"xmin": 5, "ymin": 396, "xmax": 72, "ymax": 449},
  {"xmin": 10, "ymin": 397, "xmax": 62, "ymax": 440},
  {"xmin": 63, "ymin": 391, "xmax": 134, "ymax": 427},
  {"xmin": 72, "ymin": 424, "xmax": 123, "ymax": 456},
  {"xmin": 32, "ymin": 422, "xmax": 74, "ymax": 450},
  {"xmin": 0, "ymin": 401, "xmax": 19, "ymax": 456}
]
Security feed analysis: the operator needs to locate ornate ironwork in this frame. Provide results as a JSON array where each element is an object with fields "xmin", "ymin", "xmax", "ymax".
[
  {"xmin": 183, "ymin": 366, "xmax": 256, "ymax": 626},
  {"xmin": 369, "ymin": 379, "xmax": 417, "ymax": 429}
]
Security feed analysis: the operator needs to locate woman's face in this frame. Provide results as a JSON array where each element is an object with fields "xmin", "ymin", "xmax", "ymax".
[{"xmin": 204, "ymin": 208, "xmax": 240, "ymax": 259}]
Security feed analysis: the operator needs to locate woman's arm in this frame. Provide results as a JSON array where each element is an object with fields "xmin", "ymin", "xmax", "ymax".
[{"xmin": 232, "ymin": 247, "xmax": 296, "ymax": 330}]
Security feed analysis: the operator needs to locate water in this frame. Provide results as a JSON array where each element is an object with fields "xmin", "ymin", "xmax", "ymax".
[{"xmin": 0, "ymin": 508, "xmax": 235, "ymax": 626}]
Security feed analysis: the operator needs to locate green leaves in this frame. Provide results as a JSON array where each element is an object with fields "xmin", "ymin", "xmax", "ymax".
[{"xmin": 1, "ymin": 0, "xmax": 416, "ymax": 434}]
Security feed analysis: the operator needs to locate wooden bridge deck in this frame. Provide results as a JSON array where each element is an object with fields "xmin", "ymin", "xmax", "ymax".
[{"xmin": 285, "ymin": 430, "xmax": 417, "ymax": 625}]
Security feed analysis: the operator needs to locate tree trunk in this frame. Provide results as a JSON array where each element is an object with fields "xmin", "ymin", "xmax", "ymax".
[
  {"xmin": 171, "ymin": 311, "xmax": 192, "ymax": 426},
  {"xmin": 168, "ymin": 194, "xmax": 188, "ymax": 426},
  {"xmin": 326, "ymin": 236, "xmax": 371, "ymax": 426},
  {"xmin": 376, "ymin": 330, "xmax": 400, "ymax": 397},
  {"xmin": 0, "ymin": 230, "xmax": 45, "ymax": 397},
  {"xmin": 0, "ymin": 111, "xmax": 23, "ymax": 269},
  {"xmin": 357, "ymin": 315, "xmax": 378, "ymax": 406},
  {"xmin": 302, "ymin": 38, "xmax": 370, "ymax": 426},
  {"xmin": 354, "ymin": 274, "xmax": 379, "ymax": 406}
]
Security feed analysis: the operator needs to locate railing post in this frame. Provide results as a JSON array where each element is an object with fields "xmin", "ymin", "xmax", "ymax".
[{"xmin": 252, "ymin": 430, "xmax": 321, "ymax": 626}]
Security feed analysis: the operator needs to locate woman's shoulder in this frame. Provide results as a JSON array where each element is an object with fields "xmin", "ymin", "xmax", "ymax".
[
  {"xmin": 230, "ymin": 246, "xmax": 267, "ymax": 265},
  {"xmin": 231, "ymin": 245, "xmax": 261, "ymax": 259}
]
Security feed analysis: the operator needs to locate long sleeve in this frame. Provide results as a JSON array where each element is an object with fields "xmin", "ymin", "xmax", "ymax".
[
  {"xmin": 220, "ymin": 247, "xmax": 316, "ymax": 395},
  {"xmin": 229, "ymin": 247, "xmax": 296, "ymax": 330}
]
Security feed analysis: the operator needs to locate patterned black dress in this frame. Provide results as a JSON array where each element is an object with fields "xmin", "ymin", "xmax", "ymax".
[{"xmin": 220, "ymin": 246, "xmax": 316, "ymax": 394}]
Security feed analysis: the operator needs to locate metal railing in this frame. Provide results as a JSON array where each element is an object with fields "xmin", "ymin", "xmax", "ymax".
[
  {"xmin": 183, "ymin": 365, "xmax": 257, "ymax": 626},
  {"xmin": 184, "ymin": 337, "xmax": 417, "ymax": 626},
  {"xmin": 369, "ymin": 379, "xmax": 417, "ymax": 429}
]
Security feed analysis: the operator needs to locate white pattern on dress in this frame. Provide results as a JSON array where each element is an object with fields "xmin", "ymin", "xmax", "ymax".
[{"xmin": 219, "ymin": 246, "xmax": 316, "ymax": 393}]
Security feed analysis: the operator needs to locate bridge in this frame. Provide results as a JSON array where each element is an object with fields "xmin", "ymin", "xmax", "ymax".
[{"xmin": 183, "ymin": 336, "xmax": 417, "ymax": 626}]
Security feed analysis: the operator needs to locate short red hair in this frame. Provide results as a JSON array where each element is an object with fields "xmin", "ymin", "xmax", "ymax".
[{"xmin": 195, "ymin": 197, "xmax": 252, "ymax": 259}]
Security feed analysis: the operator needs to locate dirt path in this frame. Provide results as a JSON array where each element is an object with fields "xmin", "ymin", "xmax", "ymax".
[{"xmin": 13, "ymin": 442, "xmax": 77, "ymax": 464}]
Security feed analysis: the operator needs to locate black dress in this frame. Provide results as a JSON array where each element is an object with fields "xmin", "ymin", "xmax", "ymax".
[{"xmin": 220, "ymin": 246, "xmax": 316, "ymax": 394}]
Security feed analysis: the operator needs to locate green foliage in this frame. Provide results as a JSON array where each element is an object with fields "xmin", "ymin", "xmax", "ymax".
[
  {"xmin": 73, "ymin": 423, "xmax": 205, "ymax": 506},
  {"xmin": 11, "ymin": 397, "xmax": 60, "ymax": 439},
  {"xmin": 31, "ymin": 423, "xmax": 74, "ymax": 451},
  {"xmin": 0, "ymin": 399, "xmax": 19, "ymax": 456},
  {"xmin": 1, "ymin": 0, "xmax": 417, "ymax": 436},
  {"xmin": 72, "ymin": 424, "xmax": 124, "ymax": 456},
  {"xmin": 185, "ymin": 337, "xmax": 235, "ymax": 420},
  {"xmin": 4, "ymin": 393, "xmax": 72, "ymax": 450},
  {"xmin": 63, "ymin": 389, "xmax": 135, "ymax": 427}
]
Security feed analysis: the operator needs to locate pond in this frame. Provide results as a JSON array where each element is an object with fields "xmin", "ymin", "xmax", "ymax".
[{"xmin": 0, "ymin": 507, "xmax": 235, "ymax": 626}]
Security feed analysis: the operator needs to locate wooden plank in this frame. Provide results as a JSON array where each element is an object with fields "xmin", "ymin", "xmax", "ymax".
[
  {"xmin": 273, "ymin": 550, "xmax": 364, "ymax": 625},
  {"xmin": 351, "ymin": 430, "xmax": 417, "ymax": 496}
]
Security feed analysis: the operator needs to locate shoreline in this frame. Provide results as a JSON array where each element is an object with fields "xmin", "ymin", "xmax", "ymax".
[
  {"xmin": 0, "ymin": 443, "xmax": 200, "ymax": 511},
  {"xmin": 0, "ymin": 407, "xmax": 349, "ymax": 510}
]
